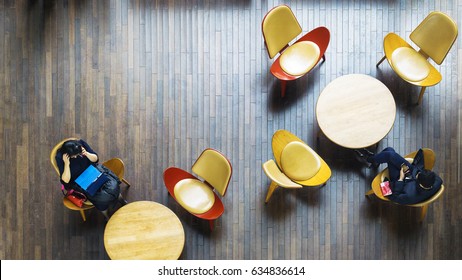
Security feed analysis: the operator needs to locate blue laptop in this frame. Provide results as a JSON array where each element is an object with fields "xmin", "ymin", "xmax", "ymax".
[{"xmin": 75, "ymin": 165, "xmax": 109, "ymax": 195}]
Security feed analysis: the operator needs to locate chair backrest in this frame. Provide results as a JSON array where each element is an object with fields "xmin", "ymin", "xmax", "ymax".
[
  {"xmin": 380, "ymin": 148, "xmax": 437, "ymax": 181},
  {"xmin": 262, "ymin": 5, "xmax": 302, "ymax": 59},
  {"xmin": 50, "ymin": 138, "xmax": 78, "ymax": 176},
  {"xmin": 102, "ymin": 158, "xmax": 125, "ymax": 179},
  {"xmin": 403, "ymin": 148, "xmax": 436, "ymax": 170},
  {"xmin": 410, "ymin": 11, "xmax": 458, "ymax": 64},
  {"xmin": 192, "ymin": 149, "xmax": 232, "ymax": 197},
  {"xmin": 410, "ymin": 185, "xmax": 445, "ymax": 207}
]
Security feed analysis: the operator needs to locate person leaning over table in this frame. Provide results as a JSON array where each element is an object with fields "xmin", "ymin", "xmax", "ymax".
[
  {"xmin": 56, "ymin": 139, "xmax": 127, "ymax": 220},
  {"xmin": 356, "ymin": 147, "xmax": 442, "ymax": 204}
]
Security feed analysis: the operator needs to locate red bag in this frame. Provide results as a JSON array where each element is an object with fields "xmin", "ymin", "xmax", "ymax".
[
  {"xmin": 66, "ymin": 192, "xmax": 86, "ymax": 207},
  {"xmin": 62, "ymin": 185, "xmax": 87, "ymax": 208}
]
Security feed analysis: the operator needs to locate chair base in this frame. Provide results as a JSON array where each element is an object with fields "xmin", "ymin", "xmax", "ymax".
[
  {"xmin": 79, "ymin": 210, "xmax": 87, "ymax": 221},
  {"xmin": 265, "ymin": 181, "xmax": 279, "ymax": 203},
  {"xmin": 417, "ymin": 86, "xmax": 426, "ymax": 105},
  {"xmin": 365, "ymin": 189, "xmax": 429, "ymax": 222},
  {"xmin": 122, "ymin": 178, "xmax": 131, "ymax": 188},
  {"xmin": 280, "ymin": 80, "xmax": 287, "ymax": 98},
  {"xmin": 376, "ymin": 55, "xmax": 386, "ymax": 67},
  {"xmin": 63, "ymin": 197, "xmax": 94, "ymax": 222}
]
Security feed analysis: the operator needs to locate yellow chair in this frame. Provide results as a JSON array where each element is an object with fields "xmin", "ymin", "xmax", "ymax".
[
  {"xmin": 366, "ymin": 148, "xmax": 444, "ymax": 221},
  {"xmin": 377, "ymin": 11, "xmax": 458, "ymax": 105},
  {"xmin": 262, "ymin": 130, "xmax": 331, "ymax": 203},
  {"xmin": 51, "ymin": 139, "xmax": 131, "ymax": 221},
  {"xmin": 50, "ymin": 138, "xmax": 95, "ymax": 221},
  {"xmin": 102, "ymin": 158, "xmax": 131, "ymax": 188},
  {"xmin": 262, "ymin": 5, "xmax": 330, "ymax": 97}
]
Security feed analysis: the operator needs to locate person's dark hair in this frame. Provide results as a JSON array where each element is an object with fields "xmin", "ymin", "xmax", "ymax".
[
  {"xmin": 60, "ymin": 140, "xmax": 82, "ymax": 157},
  {"xmin": 417, "ymin": 169, "xmax": 436, "ymax": 190}
]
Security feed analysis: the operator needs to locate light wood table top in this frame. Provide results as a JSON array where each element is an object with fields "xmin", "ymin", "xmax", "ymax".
[
  {"xmin": 316, "ymin": 74, "xmax": 396, "ymax": 149},
  {"xmin": 104, "ymin": 201, "xmax": 185, "ymax": 260}
]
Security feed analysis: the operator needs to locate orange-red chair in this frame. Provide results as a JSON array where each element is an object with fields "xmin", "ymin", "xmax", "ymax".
[
  {"xmin": 262, "ymin": 5, "xmax": 330, "ymax": 97},
  {"xmin": 163, "ymin": 149, "xmax": 232, "ymax": 231}
]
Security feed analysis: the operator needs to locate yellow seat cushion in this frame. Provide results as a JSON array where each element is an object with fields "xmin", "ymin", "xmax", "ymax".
[
  {"xmin": 279, "ymin": 41, "xmax": 320, "ymax": 76},
  {"xmin": 391, "ymin": 47, "xmax": 431, "ymax": 82},
  {"xmin": 174, "ymin": 178, "xmax": 215, "ymax": 214},
  {"xmin": 280, "ymin": 141, "xmax": 321, "ymax": 181}
]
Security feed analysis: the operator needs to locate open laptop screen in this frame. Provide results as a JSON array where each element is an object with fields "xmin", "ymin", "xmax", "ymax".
[{"xmin": 75, "ymin": 165, "xmax": 109, "ymax": 195}]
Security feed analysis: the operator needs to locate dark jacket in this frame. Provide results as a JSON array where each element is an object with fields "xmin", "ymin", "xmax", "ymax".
[
  {"xmin": 56, "ymin": 139, "xmax": 120, "ymax": 211},
  {"xmin": 56, "ymin": 139, "xmax": 98, "ymax": 189},
  {"xmin": 389, "ymin": 167, "xmax": 442, "ymax": 204}
]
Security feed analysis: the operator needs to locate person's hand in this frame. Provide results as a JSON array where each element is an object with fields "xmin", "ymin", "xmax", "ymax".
[
  {"xmin": 399, "ymin": 166, "xmax": 406, "ymax": 181},
  {"xmin": 81, "ymin": 147, "xmax": 87, "ymax": 157},
  {"xmin": 63, "ymin": 153, "xmax": 70, "ymax": 166}
]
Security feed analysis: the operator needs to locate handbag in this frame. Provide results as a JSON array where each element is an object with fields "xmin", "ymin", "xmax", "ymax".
[{"xmin": 62, "ymin": 185, "xmax": 87, "ymax": 208}]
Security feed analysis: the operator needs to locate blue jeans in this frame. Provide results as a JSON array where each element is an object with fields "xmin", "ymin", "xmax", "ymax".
[{"xmin": 370, "ymin": 147, "xmax": 412, "ymax": 182}]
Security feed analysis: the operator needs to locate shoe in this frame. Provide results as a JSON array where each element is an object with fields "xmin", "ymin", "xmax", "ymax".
[
  {"xmin": 101, "ymin": 209, "xmax": 110, "ymax": 221},
  {"xmin": 369, "ymin": 160, "xmax": 380, "ymax": 169},
  {"xmin": 118, "ymin": 194, "xmax": 128, "ymax": 206},
  {"xmin": 360, "ymin": 149, "xmax": 380, "ymax": 168},
  {"xmin": 354, "ymin": 150, "xmax": 372, "ymax": 168},
  {"xmin": 361, "ymin": 148, "xmax": 375, "ymax": 157},
  {"xmin": 119, "ymin": 198, "xmax": 128, "ymax": 206}
]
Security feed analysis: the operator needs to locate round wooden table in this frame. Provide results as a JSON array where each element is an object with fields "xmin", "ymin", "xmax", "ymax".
[
  {"xmin": 104, "ymin": 201, "xmax": 185, "ymax": 260},
  {"xmin": 316, "ymin": 74, "xmax": 396, "ymax": 149}
]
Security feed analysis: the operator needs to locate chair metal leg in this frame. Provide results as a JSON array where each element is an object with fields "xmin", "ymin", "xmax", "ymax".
[
  {"xmin": 79, "ymin": 210, "xmax": 87, "ymax": 222},
  {"xmin": 376, "ymin": 55, "xmax": 386, "ymax": 67},
  {"xmin": 122, "ymin": 178, "xmax": 131, "ymax": 188},
  {"xmin": 365, "ymin": 189, "xmax": 375, "ymax": 198},
  {"xmin": 317, "ymin": 129, "xmax": 322, "ymax": 142},
  {"xmin": 417, "ymin": 86, "xmax": 427, "ymax": 105},
  {"xmin": 280, "ymin": 80, "xmax": 287, "ymax": 98},
  {"xmin": 209, "ymin": 220, "xmax": 215, "ymax": 231},
  {"xmin": 419, "ymin": 205, "xmax": 429, "ymax": 222},
  {"xmin": 265, "ymin": 181, "xmax": 279, "ymax": 203}
]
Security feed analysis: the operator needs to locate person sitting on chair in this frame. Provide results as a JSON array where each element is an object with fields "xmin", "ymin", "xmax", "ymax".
[
  {"xmin": 56, "ymin": 139, "xmax": 127, "ymax": 220},
  {"xmin": 358, "ymin": 147, "xmax": 442, "ymax": 204}
]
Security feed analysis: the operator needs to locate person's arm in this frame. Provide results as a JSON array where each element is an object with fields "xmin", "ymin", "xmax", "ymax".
[
  {"xmin": 392, "ymin": 166, "xmax": 407, "ymax": 193},
  {"xmin": 389, "ymin": 192, "xmax": 410, "ymax": 204},
  {"xmin": 80, "ymin": 140, "xmax": 99, "ymax": 163},
  {"xmin": 61, "ymin": 153, "xmax": 71, "ymax": 183},
  {"xmin": 81, "ymin": 147, "xmax": 98, "ymax": 163}
]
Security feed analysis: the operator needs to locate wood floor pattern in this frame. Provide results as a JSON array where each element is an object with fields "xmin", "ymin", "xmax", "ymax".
[{"xmin": 1, "ymin": 0, "xmax": 461, "ymax": 260}]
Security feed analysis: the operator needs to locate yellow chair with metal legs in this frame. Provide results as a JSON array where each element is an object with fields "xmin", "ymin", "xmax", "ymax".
[
  {"xmin": 366, "ymin": 148, "xmax": 444, "ymax": 221},
  {"xmin": 262, "ymin": 130, "xmax": 331, "ymax": 203},
  {"xmin": 377, "ymin": 11, "xmax": 458, "ymax": 105},
  {"xmin": 51, "ymin": 140, "xmax": 131, "ymax": 221},
  {"xmin": 102, "ymin": 158, "xmax": 131, "ymax": 188},
  {"xmin": 50, "ymin": 138, "xmax": 95, "ymax": 222}
]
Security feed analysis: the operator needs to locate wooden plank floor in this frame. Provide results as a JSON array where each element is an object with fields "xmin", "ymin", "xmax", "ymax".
[{"xmin": 1, "ymin": 0, "xmax": 461, "ymax": 260}]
